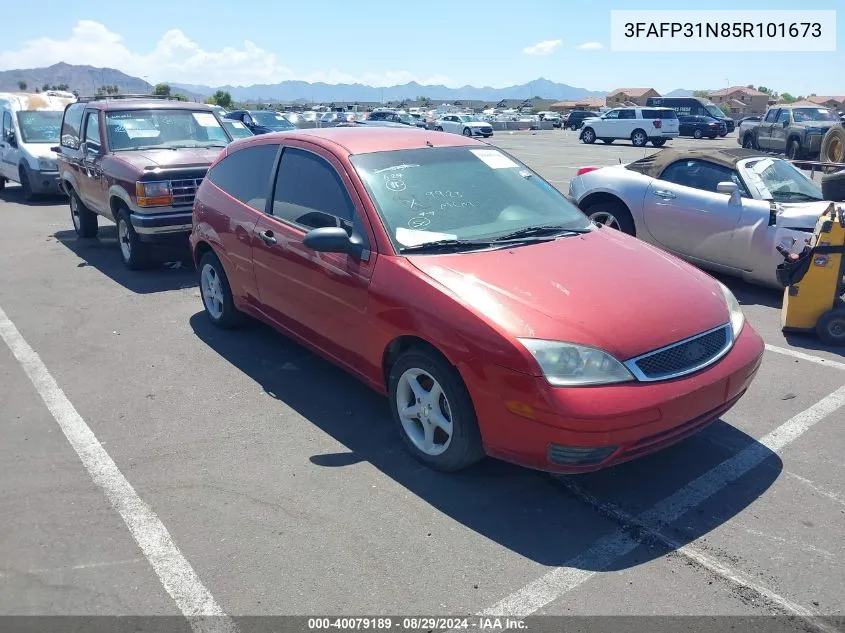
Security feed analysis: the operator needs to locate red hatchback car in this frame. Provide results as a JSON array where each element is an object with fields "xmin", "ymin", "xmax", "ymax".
[{"xmin": 189, "ymin": 128, "xmax": 765, "ymax": 474}]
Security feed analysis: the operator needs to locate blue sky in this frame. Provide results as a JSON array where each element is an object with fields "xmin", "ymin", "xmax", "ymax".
[{"xmin": 0, "ymin": 0, "xmax": 841, "ymax": 95}]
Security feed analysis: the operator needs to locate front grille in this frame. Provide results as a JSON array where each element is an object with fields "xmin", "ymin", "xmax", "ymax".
[
  {"xmin": 480, "ymin": 126, "xmax": 493, "ymax": 133},
  {"xmin": 170, "ymin": 178, "xmax": 203, "ymax": 207},
  {"xmin": 626, "ymin": 324, "xmax": 732, "ymax": 381}
]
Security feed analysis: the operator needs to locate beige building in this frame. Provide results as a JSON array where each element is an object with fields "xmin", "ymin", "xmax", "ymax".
[
  {"xmin": 549, "ymin": 97, "xmax": 605, "ymax": 113},
  {"xmin": 606, "ymin": 88, "xmax": 660, "ymax": 106},
  {"xmin": 707, "ymin": 86, "xmax": 769, "ymax": 116},
  {"xmin": 807, "ymin": 95, "xmax": 845, "ymax": 109}
]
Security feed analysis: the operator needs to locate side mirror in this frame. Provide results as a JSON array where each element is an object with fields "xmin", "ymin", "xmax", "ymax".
[
  {"xmin": 717, "ymin": 181, "xmax": 741, "ymax": 205},
  {"xmin": 303, "ymin": 226, "xmax": 364, "ymax": 257},
  {"xmin": 6, "ymin": 130, "xmax": 17, "ymax": 147},
  {"xmin": 51, "ymin": 145, "xmax": 61, "ymax": 153},
  {"xmin": 782, "ymin": 120, "xmax": 789, "ymax": 127}
]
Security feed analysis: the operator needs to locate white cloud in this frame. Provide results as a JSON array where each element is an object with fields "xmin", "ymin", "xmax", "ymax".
[
  {"xmin": 0, "ymin": 21, "xmax": 455, "ymax": 87},
  {"xmin": 577, "ymin": 42, "xmax": 604, "ymax": 50},
  {"xmin": 523, "ymin": 39, "xmax": 562, "ymax": 56}
]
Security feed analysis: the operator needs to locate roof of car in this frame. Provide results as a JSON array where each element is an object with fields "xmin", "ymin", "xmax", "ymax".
[
  {"xmin": 625, "ymin": 147, "xmax": 768, "ymax": 178},
  {"xmin": 244, "ymin": 127, "xmax": 483, "ymax": 155},
  {"xmin": 82, "ymin": 98, "xmax": 215, "ymax": 112}
]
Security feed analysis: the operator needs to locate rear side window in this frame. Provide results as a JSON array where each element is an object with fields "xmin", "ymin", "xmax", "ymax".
[
  {"xmin": 619, "ymin": 110, "xmax": 636, "ymax": 119},
  {"xmin": 61, "ymin": 103, "xmax": 86, "ymax": 149},
  {"xmin": 642, "ymin": 109, "xmax": 678, "ymax": 119},
  {"xmin": 206, "ymin": 143, "xmax": 279, "ymax": 211}
]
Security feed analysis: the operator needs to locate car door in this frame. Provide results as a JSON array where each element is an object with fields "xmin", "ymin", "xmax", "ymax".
[
  {"xmin": 591, "ymin": 109, "xmax": 617, "ymax": 136},
  {"xmin": 641, "ymin": 159, "xmax": 749, "ymax": 269},
  {"xmin": 251, "ymin": 143, "xmax": 378, "ymax": 374},
  {"xmin": 76, "ymin": 110, "xmax": 106, "ymax": 212},
  {"xmin": 757, "ymin": 108, "xmax": 779, "ymax": 150},
  {"xmin": 677, "ymin": 116, "xmax": 693, "ymax": 136},
  {"xmin": 617, "ymin": 109, "xmax": 638, "ymax": 139},
  {"xmin": 769, "ymin": 109, "xmax": 790, "ymax": 153},
  {"xmin": 0, "ymin": 107, "xmax": 15, "ymax": 181}
]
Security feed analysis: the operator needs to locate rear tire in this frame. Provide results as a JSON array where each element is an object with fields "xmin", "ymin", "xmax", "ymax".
[
  {"xmin": 435, "ymin": 126, "xmax": 443, "ymax": 132},
  {"xmin": 584, "ymin": 199, "xmax": 636, "ymax": 235},
  {"xmin": 69, "ymin": 189, "xmax": 98, "ymax": 238},
  {"xmin": 581, "ymin": 127, "xmax": 596, "ymax": 144},
  {"xmin": 388, "ymin": 348, "xmax": 485, "ymax": 472},
  {"xmin": 199, "ymin": 251, "xmax": 243, "ymax": 329},
  {"xmin": 743, "ymin": 134, "xmax": 757, "ymax": 149},
  {"xmin": 786, "ymin": 138, "xmax": 803, "ymax": 160},
  {"xmin": 652, "ymin": 139, "xmax": 667, "ymax": 147},
  {"xmin": 631, "ymin": 129, "xmax": 647, "ymax": 147},
  {"xmin": 693, "ymin": 129, "xmax": 703, "ymax": 139},
  {"xmin": 115, "ymin": 208, "xmax": 150, "ymax": 270},
  {"xmin": 816, "ymin": 310, "xmax": 845, "ymax": 346}
]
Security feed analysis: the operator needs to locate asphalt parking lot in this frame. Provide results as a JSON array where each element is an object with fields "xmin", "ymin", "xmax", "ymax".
[{"xmin": 1, "ymin": 130, "xmax": 844, "ymax": 632}]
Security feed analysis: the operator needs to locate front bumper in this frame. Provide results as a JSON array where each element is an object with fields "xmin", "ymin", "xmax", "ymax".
[
  {"xmin": 130, "ymin": 210, "xmax": 193, "ymax": 242},
  {"xmin": 471, "ymin": 127, "xmax": 494, "ymax": 136},
  {"xmin": 459, "ymin": 324, "xmax": 765, "ymax": 474},
  {"xmin": 28, "ymin": 170, "xmax": 62, "ymax": 195}
]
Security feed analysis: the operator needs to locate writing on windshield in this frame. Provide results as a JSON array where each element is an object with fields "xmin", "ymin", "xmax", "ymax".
[
  {"xmin": 16, "ymin": 111, "xmax": 63, "ymax": 143},
  {"xmin": 105, "ymin": 110, "xmax": 228, "ymax": 150}
]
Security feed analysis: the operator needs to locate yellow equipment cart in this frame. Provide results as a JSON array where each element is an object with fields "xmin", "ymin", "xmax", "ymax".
[{"xmin": 777, "ymin": 203, "xmax": 845, "ymax": 346}]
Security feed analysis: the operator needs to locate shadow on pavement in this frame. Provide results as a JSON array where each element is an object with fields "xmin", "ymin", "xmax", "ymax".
[
  {"xmin": 190, "ymin": 312, "xmax": 782, "ymax": 570},
  {"xmin": 52, "ymin": 228, "xmax": 197, "ymax": 294},
  {"xmin": 0, "ymin": 185, "xmax": 66, "ymax": 207},
  {"xmin": 715, "ymin": 273, "xmax": 782, "ymax": 309}
]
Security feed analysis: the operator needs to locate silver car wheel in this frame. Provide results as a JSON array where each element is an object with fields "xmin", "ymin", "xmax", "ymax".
[
  {"xmin": 632, "ymin": 131, "xmax": 647, "ymax": 146},
  {"xmin": 200, "ymin": 263, "xmax": 225, "ymax": 320},
  {"xmin": 70, "ymin": 194, "xmax": 81, "ymax": 232},
  {"xmin": 590, "ymin": 211, "xmax": 621, "ymax": 230},
  {"xmin": 396, "ymin": 368, "xmax": 453, "ymax": 457},
  {"xmin": 118, "ymin": 218, "xmax": 132, "ymax": 261}
]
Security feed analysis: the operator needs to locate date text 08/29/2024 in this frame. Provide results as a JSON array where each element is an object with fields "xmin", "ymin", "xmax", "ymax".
[{"xmin": 306, "ymin": 617, "xmax": 527, "ymax": 630}]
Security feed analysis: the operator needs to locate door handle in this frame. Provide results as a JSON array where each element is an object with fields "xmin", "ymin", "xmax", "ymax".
[
  {"xmin": 258, "ymin": 229, "xmax": 277, "ymax": 245},
  {"xmin": 652, "ymin": 189, "xmax": 676, "ymax": 200}
]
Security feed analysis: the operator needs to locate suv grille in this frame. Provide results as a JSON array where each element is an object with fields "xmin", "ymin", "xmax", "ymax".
[
  {"xmin": 625, "ymin": 325, "xmax": 732, "ymax": 381},
  {"xmin": 171, "ymin": 178, "xmax": 203, "ymax": 206}
]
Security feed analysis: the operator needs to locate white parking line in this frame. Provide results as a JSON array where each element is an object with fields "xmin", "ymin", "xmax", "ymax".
[
  {"xmin": 478, "ymin": 385, "xmax": 845, "ymax": 623},
  {"xmin": 0, "ymin": 304, "xmax": 237, "ymax": 633},
  {"xmin": 764, "ymin": 343, "xmax": 845, "ymax": 372}
]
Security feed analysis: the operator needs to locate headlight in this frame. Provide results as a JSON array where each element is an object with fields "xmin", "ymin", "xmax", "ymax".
[
  {"xmin": 718, "ymin": 282, "xmax": 745, "ymax": 338},
  {"xmin": 37, "ymin": 158, "xmax": 57, "ymax": 171},
  {"xmin": 135, "ymin": 181, "xmax": 172, "ymax": 207},
  {"xmin": 518, "ymin": 339, "xmax": 634, "ymax": 386}
]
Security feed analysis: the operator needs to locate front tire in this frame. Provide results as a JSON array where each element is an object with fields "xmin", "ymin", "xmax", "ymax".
[
  {"xmin": 435, "ymin": 126, "xmax": 443, "ymax": 132},
  {"xmin": 116, "ymin": 208, "xmax": 150, "ymax": 270},
  {"xmin": 600, "ymin": 138, "xmax": 614, "ymax": 144},
  {"xmin": 581, "ymin": 127, "xmax": 596, "ymax": 144},
  {"xmin": 18, "ymin": 166, "xmax": 33, "ymax": 201},
  {"xmin": 743, "ymin": 134, "xmax": 756, "ymax": 149},
  {"xmin": 584, "ymin": 199, "xmax": 636, "ymax": 235},
  {"xmin": 787, "ymin": 138, "xmax": 803, "ymax": 160},
  {"xmin": 388, "ymin": 348, "xmax": 484, "ymax": 472},
  {"xmin": 199, "ymin": 251, "xmax": 243, "ymax": 329},
  {"xmin": 693, "ymin": 129, "xmax": 703, "ymax": 139},
  {"xmin": 816, "ymin": 310, "xmax": 845, "ymax": 346},
  {"xmin": 462, "ymin": 127, "xmax": 472, "ymax": 137},
  {"xmin": 70, "ymin": 189, "xmax": 98, "ymax": 238},
  {"xmin": 631, "ymin": 129, "xmax": 648, "ymax": 147},
  {"xmin": 652, "ymin": 138, "xmax": 667, "ymax": 147}
]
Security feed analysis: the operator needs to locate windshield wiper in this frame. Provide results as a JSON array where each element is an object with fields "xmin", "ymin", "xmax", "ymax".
[
  {"xmin": 490, "ymin": 224, "xmax": 592, "ymax": 242},
  {"xmin": 773, "ymin": 191, "xmax": 822, "ymax": 202},
  {"xmin": 399, "ymin": 238, "xmax": 493, "ymax": 254}
]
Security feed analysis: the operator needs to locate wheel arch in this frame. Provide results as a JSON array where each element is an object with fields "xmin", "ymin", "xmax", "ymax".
[
  {"xmin": 382, "ymin": 335, "xmax": 455, "ymax": 391},
  {"xmin": 578, "ymin": 192, "xmax": 637, "ymax": 236},
  {"xmin": 108, "ymin": 185, "xmax": 133, "ymax": 222}
]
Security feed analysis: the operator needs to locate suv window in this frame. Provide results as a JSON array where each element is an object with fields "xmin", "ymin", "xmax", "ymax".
[
  {"xmin": 777, "ymin": 110, "xmax": 790, "ymax": 124},
  {"xmin": 619, "ymin": 109, "xmax": 636, "ymax": 119},
  {"xmin": 83, "ymin": 112, "xmax": 101, "ymax": 153},
  {"xmin": 642, "ymin": 109, "xmax": 678, "ymax": 119},
  {"xmin": 603, "ymin": 110, "xmax": 620, "ymax": 119},
  {"xmin": 660, "ymin": 159, "xmax": 746, "ymax": 195},
  {"xmin": 271, "ymin": 147, "xmax": 368, "ymax": 245},
  {"xmin": 61, "ymin": 103, "xmax": 86, "ymax": 149},
  {"xmin": 206, "ymin": 143, "xmax": 280, "ymax": 211},
  {"xmin": 764, "ymin": 109, "xmax": 779, "ymax": 123}
]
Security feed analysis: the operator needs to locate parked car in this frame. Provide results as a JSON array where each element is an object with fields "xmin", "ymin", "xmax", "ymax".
[
  {"xmin": 368, "ymin": 110, "xmax": 427, "ymax": 128},
  {"xmin": 538, "ymin": 111, "xmax": 562, "ymax": 128},
  {"xmin": 737, "ymin": 105, "xmax": 840, "ymax": 158},
  {"xmin": 580, "ymin": 107, "xmax": 679, "ymax": 147},
  {"xmin": 221, "ymin": 118, "xmax": 255, "ymax": 140},
  {"xmin": 0, "ymin": 91, "xmax": 76, "ymax": 198},
  {"xmin": 563, "ymin": 110, "xmax": 598, "ymax": 131},
  {"xmin": 568, "ymin": 147, "xmax": 827, "ymax": 287},
  {"xmin": 434, "ymin": 114, "xmax": 493, "ymax": 137},
  {"xmin": 55, "ymin": 96, "xmax": 233, "ymax": 269},
  {"xmin": 225, "ymin": 110, "xmax": 296, "ymax": 134},
  {"xmin": 189, "ymin": 127, "xmax": 763, "ymax": 474},
  {"xmin": 646, "ymin": 97, "xmax": 734, "ymax": 135},
  {"xmin": 677, "ymin": 115, "xmax": 727, "ymax": 139}
]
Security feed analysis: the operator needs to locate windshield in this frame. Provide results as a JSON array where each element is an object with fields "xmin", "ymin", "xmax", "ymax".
[
  {"xmin": 350, "ymin": 146, "xmax": 592, "ymax": 252},
  {"xmin": 792, "ymin": 108, "xmax": 838, "ymax": 123},
  {"xmin": 741, "ymin": 157, "xmax": 823, "ymax": 202},
  {"xmin": 459, "ymin": 115, "xmax": 482, "ymax": 122},
  {"xmin": 704, "ymin": 104, "xmax": 724, "ymax": 118},
  {"xmin": 221, "ymin": 119, "xmax": 254, "ymax": 139},
  {"xmin": 16, "ymin": 111, "xmax": 63, "ymax": 143},
  {"xmin": 252, "ymin": 111, "xmax": 294, "ymax": 128},
  {"xmin": 105, "ymin": 110, "xmax": 229, "ymax": 151}
]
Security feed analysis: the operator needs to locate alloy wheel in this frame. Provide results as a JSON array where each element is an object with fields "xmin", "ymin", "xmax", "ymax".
[
  {"xmin": 395, "ymin": 368, "xmax": 453, "ymax": 456},
  {"xmin": 70, "ymin": 194, "xmax": 81, "ymax": 232},
  {"xmin": 590, "ymin": 211, "xmax": 621, "ymax": 230},
  {"xmin": 118, "ymin": 218, "xmax": 132, "ymax": 261},
  {"xmin": 200, "ymin": 263, "xmax": 225, "ymax": 320}
]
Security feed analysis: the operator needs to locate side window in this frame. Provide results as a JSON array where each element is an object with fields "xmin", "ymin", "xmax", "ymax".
[
  {"xmin": 271, "ymin": 147, "xmax": 369, "ymax": 246},
  {"xmin": 660, "ymin": 160, "xmax": 746, "ymax": 195},
  {"xmin": 83, "ymin": 112, "xmax": 101, "ymax": 152},
  {"xmin": 603, "ymin": 110, "xmax": 620, "ymax": 119},
  {"xmin": 777, "ymin": 110, "xmax": 790, "ymax": 124},
  {"xmin": 206, "ymin": 143, "xmax": 279, "ymax": 211},
  {"xmin": 763, "ymin": 109, "xmax": 779, "ymax": 123},
  {"xmin": 619, "ymin": 109, "xmax": 636, "ymax": 119},
  {"xmin": 60, "ymin": 103, "xmax": 86, "ymax": 149},
  {"xmin": 2, "ymin": 111, "xmax": 11, "ymax": 137},
  {"xmin": 243, "ymin": 113, "xmax": 254, "ymax": 126}
]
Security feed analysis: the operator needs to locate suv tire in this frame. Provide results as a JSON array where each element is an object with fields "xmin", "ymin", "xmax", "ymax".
[
  {"xmin": 69, "ymin": 189, "xmax": 98, "ymax": 238},
  {"xmin": 786, "ymin": 137, "xmax": 803, "ymax": 160},
  {"xmin": 387, "ymin": 347, "xmax": 485, "ymax": 472},
  {"xmin": 199, "ymin": 251, "xmax": 244, "ymax": 329},
  {"xmin": 581, "ymin": 127, "xmax": 596, "ymax": 144},
  {"xmin": 116, "ymin": 208, "xmax": 151, "ymax": 270},
  {"xmin": 18, "ymin": 165, "xmax": 34, "ymax": 201},
  {"xmin": 631, "ymin": 129, "xmax": 648, "ymax": 147}
]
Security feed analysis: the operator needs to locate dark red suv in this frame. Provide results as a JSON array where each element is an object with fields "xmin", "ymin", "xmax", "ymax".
[{"xmin": 55, "ymin": 95, "xmax": 232, "ymax": 268}]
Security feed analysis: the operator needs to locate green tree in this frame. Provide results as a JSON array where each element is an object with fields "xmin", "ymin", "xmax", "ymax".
[
  {"xmin": 154, "ymin": 83, "xmax": 171, "ymax": 96},
  {"xmin": 42, "ymin": 83, "xmax": 50, "ymax": 91},
  {"xmin": 210, "ymin": 90, "xmax": 233, "ymax": 109},
  {"xmin": 416, "ymin": 95, "xmax": 431, "ymax": 106},
  {"xmin": 17, "ymin": 80, "xmax": 27, "ymax": 90},
  {"xmin": 172, "ymin": 93, "xmax": 188, "ymax": 102},
  {"xmin": 56, "ymin": 83, "xmax": 69, "ymax": 91},
  {"xmin": 780, "ymin": 93, "xmax": 796, "ymax": 103},
  {"xmin": 693, "ymin": 90, "xmax": 710, "ymax": 98},
  {"xmin": 756, "ymin": 86, "xmax": 771, "ymax": 94}
]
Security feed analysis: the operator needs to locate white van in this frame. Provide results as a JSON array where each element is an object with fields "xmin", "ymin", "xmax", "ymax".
[{"xmin": 0, "ymin": 91, "xmax": 76, "ymax": 198}]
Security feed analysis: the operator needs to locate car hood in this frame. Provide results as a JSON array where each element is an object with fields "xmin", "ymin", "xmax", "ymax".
[
  {"xmin": 21, "ymin": 143, "xmax": 59, "ymax": 160},
  {"xmin": 112, "ymin": 148, "xmax": 224, "ymax": 170},
  {"xmin": 407, "ymin": 228, "xmax": 731, "ymax": 361}
]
